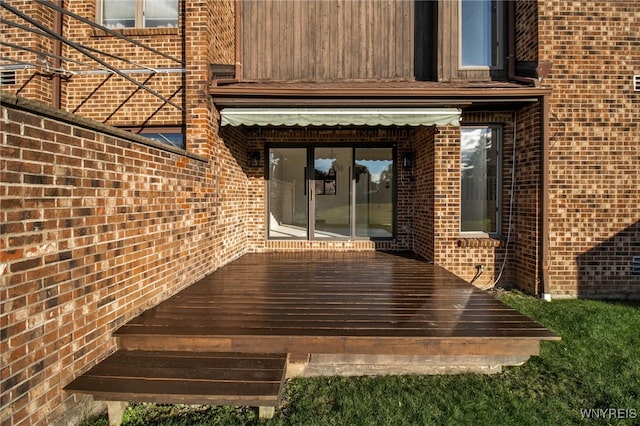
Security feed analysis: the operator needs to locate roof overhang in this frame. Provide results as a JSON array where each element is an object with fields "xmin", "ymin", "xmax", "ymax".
[
  {"xmin": 220, "ymin": 107, "xmax": 461, "ymax": 127},
  {"xmin": 211, "ymin": 83, "xmax": 552, "ymax": 111}
]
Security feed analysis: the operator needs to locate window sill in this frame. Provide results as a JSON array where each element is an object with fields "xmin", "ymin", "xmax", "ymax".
[
  {"xmin": 92, "ymin": 27, "xmax": 179, "ymax": 37},
  {"xmin": 459, "ymin": 65, "xmax": 492, "ymax": 71},
  {"xmin": 457, "ymin": 237, "xmax": 502, "ymax": 248}
]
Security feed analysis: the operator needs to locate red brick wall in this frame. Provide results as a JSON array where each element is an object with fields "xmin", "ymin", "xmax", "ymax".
[
  {"xmin": 0, "ymin": 1, "xmax": 57, "ymax": 106},
  {"xmin": 515, "ymin": 0, "xmax": 539, "ymax": 61},
  {"xmin": 63, "ymin": 0, "xmax": 184, "ymax": 126},
  {"xmin": 539, "ymin": 1, "xmax": 640, "ymax": 298},
  {"xmin": 2, "ymin": 0, "xmax": 238, "ymax": 154},
  {"xmin": 214, "ymin": 126, "xmax": 251, "ymax": 261},
  {"xmin": 512, "ymin": 104, "xmax": 541, "ymax": 294},
  {"xmin": 0, "ymin": 95, "xmax": 226, "ymax": 426},
  {"xmin": 184, "ymin": 0, "xmax": 235, "ymax": 158},
  {"xmin": 413, "ymin": 126, "xmax": 436, "ymax": 260}
]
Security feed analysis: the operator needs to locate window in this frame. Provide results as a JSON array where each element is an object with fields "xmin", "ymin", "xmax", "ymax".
[
  {"xmin": 461, "ymin": 126, "xmax": 501, "ymax": 235},
  {"xmin": 460, "ymin": 0, "xmax": 503, "ymax": 68},
  {"xmin": 140, "ymin": 131, "xmax": 184, "ymax": 149},
  {"xmin": 267, "ymin": 145, "xmax": 394, "ymax": 240},
  {"xmin": 99, "ymin": 0, "xmax": 178, "ymax": 29},
  {"xmin": 123, "ymin": 127, "xmax": 184, "ymax": 149}
]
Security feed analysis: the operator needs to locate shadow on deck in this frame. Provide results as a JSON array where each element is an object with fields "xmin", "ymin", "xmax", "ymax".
[{"xmin": 65, "ymin": 252, "xmax": 559, "ymax": 416}]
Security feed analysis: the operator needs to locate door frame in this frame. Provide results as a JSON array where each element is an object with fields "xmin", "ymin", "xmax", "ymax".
[{"xmin": 266, "ymin": 142, "xmax": 397, "ymax": 241}]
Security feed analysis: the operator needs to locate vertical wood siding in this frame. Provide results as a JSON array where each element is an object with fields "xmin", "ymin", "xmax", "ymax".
[{"xmin": 241, "ymin": 0, "xmax": 415, "ymax": 81}]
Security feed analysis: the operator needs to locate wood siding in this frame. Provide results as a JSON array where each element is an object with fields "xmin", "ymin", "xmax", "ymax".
[{"xmin": 241, "ymin": 0, "xmax": 417, "ymax": 81}]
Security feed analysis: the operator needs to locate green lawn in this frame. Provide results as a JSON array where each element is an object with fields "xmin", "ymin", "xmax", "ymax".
[{"xmin": 82, "ymin": 291, "xmax": 640, "ymax": 426}]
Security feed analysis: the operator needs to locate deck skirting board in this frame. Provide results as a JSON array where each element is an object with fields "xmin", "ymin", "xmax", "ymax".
[{"xmin": 116, "ymin": 335, "xmax": 541, "ymax": 357}]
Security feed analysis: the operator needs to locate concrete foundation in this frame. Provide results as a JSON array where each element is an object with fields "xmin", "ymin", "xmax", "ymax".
[
  {"xmin": 49, "ymin": 395, "xmax": 107, "ymax": 426},
  {"xmin": 286, "ymin": 354, "xmax": 532, "ymax": 377}
]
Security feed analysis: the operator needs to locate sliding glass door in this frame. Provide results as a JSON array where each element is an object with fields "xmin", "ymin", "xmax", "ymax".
[
  {"xmin": 268, "ymin": 145, "xmax": 394, "ymax": 240},
  {"xmin": 268, "ymin": 148, "xmax": 308, "ymax": 238},
  {"xmin": 313, "ymin": 147, "xmax": 352, "ymax": 238},
  {"xmin": 354, "ymin": 148, "xmax": 394, "ymax": 238}
]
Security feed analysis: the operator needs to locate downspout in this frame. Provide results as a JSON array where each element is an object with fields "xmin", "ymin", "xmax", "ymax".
[
  {"xmin": 51, "ymin": 0, "xmax": 63, "ymax": 108},
  {"xmin": 540, "ymin": 94, "xmax": 551, "ymax": 300},
  {"xmin": 234, "ymin": 0, "xmax": 242, "ymax": 81}
]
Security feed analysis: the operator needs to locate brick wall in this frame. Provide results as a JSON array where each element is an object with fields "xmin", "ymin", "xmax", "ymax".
[
  {"xmin": 413, "ymin": 126, "xmax": 436, "ymax": 260},
  {"xmin": 427, "ymin": 125, "xmax": 502, "ymax": 284},
  {"xmin": 515, "ymin": 0, "xmax": 539, "ymax": 62},
  {"xmin": 539, "ymin": 1, "xmax": 640, "ymax": 298},
  {"xmin": 0, "ymin": 94, "xmax": 234, "ymax": 426},
  {"xmin": 413, "ymin": 113, "xmax": 520, "ymax": 288},
  {"xmin": 214, "ymin": 126, "xmax": 250, "ymax": 261},
  {"xmin": 1, "ymin": 0, "xmax": 238, "ymax": 149},
  {"xmin": 0, "ymin": 1, "xmax": 57, "ymax": 106},
  {"xmin": 512, "ymin": 103, "xmax": 541, "ymax": 294},
  {"xmin": 173, "ymin": 0, "xmax": 235, "ymax": 163},
  {"xmin": 63, "ymin": 0, "xmax": 184, "ymax": 127}
]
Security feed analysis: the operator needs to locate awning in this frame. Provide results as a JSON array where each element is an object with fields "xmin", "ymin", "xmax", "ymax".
[{"xmin": 220, "ymin": 108, "xmax": 461, "ymax": 127}]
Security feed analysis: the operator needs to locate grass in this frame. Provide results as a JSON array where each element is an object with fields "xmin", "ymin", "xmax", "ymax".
[{"xmin": 81, "ymin": 291, "xmax": 640, "ymax": 425}]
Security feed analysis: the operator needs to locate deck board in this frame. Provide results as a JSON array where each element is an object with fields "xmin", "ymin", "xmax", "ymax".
[
  {"xmin": 116, "ymin": 252, "xmax": 558, "ymax": 355},
  {"xmin": 65, "ymin": 351, "xmax": 287, "ymax": 406}
]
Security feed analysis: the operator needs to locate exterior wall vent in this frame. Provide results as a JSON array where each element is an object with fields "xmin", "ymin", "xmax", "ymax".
[
  {"xmin": 633, "ymin": 256, "xmax": 640, "ymax": 275},
  {"xmin": 634, "ymin": 75, "xmax": 640, "ymax": 92},
  {"xmin": 1, "ymin": 70, "xmax": 17, "ymax": 86}
]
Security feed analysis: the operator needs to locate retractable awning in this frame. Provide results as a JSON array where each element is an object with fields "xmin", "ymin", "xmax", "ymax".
[{"xmin": 220, "ymin": 108, "xmax": 461, "ymax": 127}]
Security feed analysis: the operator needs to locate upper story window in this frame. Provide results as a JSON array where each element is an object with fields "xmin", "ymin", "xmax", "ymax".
[
  {"xmin": 461, "ymin": 126, "xmax": 501, "ymax": 236},
  {"xmin": 98, "ymin": 0, "xmax": 178, "ymax": 29},
  {"xmin": 460, "ymin": 0, "xmax": 504, "ymax": 68}
]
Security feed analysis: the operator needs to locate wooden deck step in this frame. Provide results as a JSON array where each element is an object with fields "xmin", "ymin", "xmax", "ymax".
[{"xmin": 64, "ymin": 350, "xmax": 287, "ymax": 407}]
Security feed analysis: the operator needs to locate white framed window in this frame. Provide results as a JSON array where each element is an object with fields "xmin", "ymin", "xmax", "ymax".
[
  {"xmin": 460, "ymin": 0, "xmax": 504, "ymax": 69},
  {"xmin": 98, "ymin": 0, "xmax": 178, "ymax": 29},
  {"xmin": 460, "ymin": 126, "xmax": 501, "ymax": 236}
]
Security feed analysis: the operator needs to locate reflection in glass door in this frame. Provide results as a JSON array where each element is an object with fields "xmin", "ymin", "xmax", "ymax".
[
  {"xmin": 268, "ymin": 148, "xmax": 308, "ymax": 238},
  {"xmin": 355, "ymin": 148, "xmax": 393, "ymax": 238},
  {"xmin": 268, "ymin": 145, "xmax": 394, "ymax": 240},
  {"xmin": 313, "ymin": 148, "xmax": 352, "ymax": 238}
]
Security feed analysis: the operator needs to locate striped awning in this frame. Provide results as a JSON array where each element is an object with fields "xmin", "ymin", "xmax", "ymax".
[{"xmin": 220, "ymin": 108, "xmax": 461, "ymax": 127}]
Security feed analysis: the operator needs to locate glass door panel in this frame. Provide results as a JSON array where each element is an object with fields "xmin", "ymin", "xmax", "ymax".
[
  {"xmin": 355, "ymin": 148, "xmax": 393, "ymax": 238},
  {"xmin": 268, "ymin": 148, "xmax": 308, "ymax": 238},
  {"xmin": 313, "ymin": 148, "xmax": 352, "ymax": 238}
]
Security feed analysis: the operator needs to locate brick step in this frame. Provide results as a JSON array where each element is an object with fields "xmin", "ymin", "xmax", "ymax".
[{"xmin": 64, "ymin": 350, "xmax": 287, "ymax": 408}]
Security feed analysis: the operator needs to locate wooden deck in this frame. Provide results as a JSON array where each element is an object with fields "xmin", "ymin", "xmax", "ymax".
[
  {"xmin": 116, "ymin": 251, "xmax": 557, "ymax": 354},
  {"xmin": 65, "ymin": 252, "xmax": 559, "ymax": 411}
]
